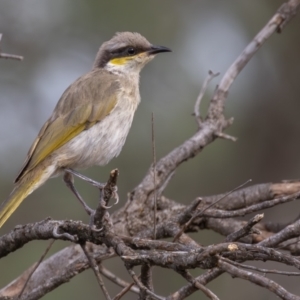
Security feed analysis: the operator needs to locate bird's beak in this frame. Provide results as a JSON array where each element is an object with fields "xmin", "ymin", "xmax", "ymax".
[{"xmin": 147, "ymin": 45, "xmax": 172, "ymax": 55}]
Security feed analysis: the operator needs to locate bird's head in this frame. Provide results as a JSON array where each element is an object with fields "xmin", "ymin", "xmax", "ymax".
[{"xmin": 94, "ymin": 32, "xmax": 171, "ymax": 74}]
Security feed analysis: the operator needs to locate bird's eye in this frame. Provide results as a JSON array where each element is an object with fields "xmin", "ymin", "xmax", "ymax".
[{"xmin": 127, "ymin": 47, "xmax": 136, "ymax": 56}]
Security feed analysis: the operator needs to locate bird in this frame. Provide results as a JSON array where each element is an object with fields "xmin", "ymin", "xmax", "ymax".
[{"xmin": 0, "ymin": 32, "xmax": 171, "ymax": 228}]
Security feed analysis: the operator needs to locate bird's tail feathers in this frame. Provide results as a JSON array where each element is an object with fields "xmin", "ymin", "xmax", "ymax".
[{"xmin": 0, "ymin": 165, "xmax": 53, "ymax": 228}]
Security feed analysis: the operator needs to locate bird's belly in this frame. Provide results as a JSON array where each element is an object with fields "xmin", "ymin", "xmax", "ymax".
[{"xmin": 55, "ymin": 103, "xmax": 136, "ymax": 169}]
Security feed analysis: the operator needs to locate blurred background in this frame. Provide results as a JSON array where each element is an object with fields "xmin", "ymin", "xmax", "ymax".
[{"xmin": 1, "ymin": 0, "xmax": 300, "ymax": 299}]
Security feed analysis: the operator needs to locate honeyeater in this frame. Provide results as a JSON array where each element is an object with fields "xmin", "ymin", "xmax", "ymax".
[{"xmin": 0, "ymin": 32, "xmax": 171, "ymax": 228}]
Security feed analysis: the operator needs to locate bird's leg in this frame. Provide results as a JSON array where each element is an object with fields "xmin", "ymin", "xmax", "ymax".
[
  {"xmin": 64, "ymin": 168, "xmax": 105, "ymax": 189},
  {"xmin": 63, "ymin": 172, "xmax": 94, "ymax": 216}
]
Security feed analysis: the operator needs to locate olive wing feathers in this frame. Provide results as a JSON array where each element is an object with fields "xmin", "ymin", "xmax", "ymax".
[{"xmin": 15, "ymin": 70, "xmax": 119, "ymax": 183}]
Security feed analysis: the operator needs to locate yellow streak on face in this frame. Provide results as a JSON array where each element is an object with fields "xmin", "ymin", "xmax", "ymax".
[
  {"xmin": 109, "ymin": 53, "xmax": 149, "ymax": 66},
  {"xmin": 109, "ymin": 57, "xmax": 133, "ymax": 65}
]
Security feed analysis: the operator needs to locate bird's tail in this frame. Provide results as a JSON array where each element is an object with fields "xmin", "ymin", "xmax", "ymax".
[{"xmin": 0, "ymin": 165, "xmax": 52, "ymax": 228}]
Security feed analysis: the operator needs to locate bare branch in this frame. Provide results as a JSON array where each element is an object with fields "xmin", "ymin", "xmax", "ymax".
[
  {"xmin": 152, "ymin": 113, "xmax": 158, "ymax": 240},
  {"xmin": 208, "ymin": 0, "xmax": 300, "ymax": 119},
  {"xmin": 140, "ymin": 264, "xmax": 154, "ymax": 299},
  {"xmin": 225, "ymin": 214, "xmax": 263, "ymax": 242},
  {"xmin": 199, "ymin": 191, "xmax": 300, "ymax": 218},
  {"xmin": 113, "ymin": 282, "xmax": 136, "ymax": 300},
  {"xmin": 218, "ymin": 258, "xmax": 300, "ymax": 300},
  {"xmin": 0, "ymin": 34, "xmax": 24, "ymax": 61},
  {"xmin": 221, "ymin": 257, "xmax": 300, "ymax": 276},
  {"xmin": 125, "ymin": 266, "xmax": 164, "ymax": 300},
  {"xmin": 173, "ymin": 179, "xmax": 251, "ymax": 242},
  {"xmin": 99, "ymin": 265, "xmax": 139, "ymax": 294},
  {"xmin": 193, "ymin": 70, "xmax": 219, "ymax": 127},
  {"xmin": 81, "ymin": 244, "xmax": 111, "ymax": 300},
  {"xmin": 176, "ymin": 269, "xmax": 220, "ymax": 300},
  {"xmin": 259, "ymin": 219, "xmax": 300, "ymax": 248},
  {"xmin": 166, "ymin": 269, "xmax": 223, "ymax": 300}
]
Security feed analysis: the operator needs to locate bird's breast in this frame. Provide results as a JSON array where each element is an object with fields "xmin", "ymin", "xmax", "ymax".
[{"xmin": 55, "ymin": 87, "xmax": 140, "ymax": 170}]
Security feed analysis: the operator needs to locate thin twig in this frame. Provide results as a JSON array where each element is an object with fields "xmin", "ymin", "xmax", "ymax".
[
  {"xmin": 220, "ymin": 257, "xmax": 300, "ymax": 276},
  {"xmin": 193, "ymin": 281, "xmax": 220, "ymax": 300},
  {"xmin": 173, "ymin": 179, "xmax": 252, "ymax": 242},
  {"xmin": 113, "ymin": 282, "xmax": 135, "ymax": 300},
  {"xmin": 215, "ymin": 131, "xmax": 237, "ymax": 142},
  {"xmin": 201, "ymin": 191, "xmax": 300, "ymax": 219},
  {"xmin": 0, "ymin": 33, "xmax": 24, "ymax": 61},
  {"xmin": 126, "ymin": 266, "xmax": 164, "ymax": 300},
  {"xmin": 225, "ymin": 213, "xmax": 263, "ymax": 242},
  {"xmin": 99, "ymin": 264, "xmax": 139, "ymax": 294},
  {"xmin": 277, "ymin": 238, "xmax": 300, "ymax": 250},
  {"xmin": 152, "ymin": 113, "xmax": 157, "ymax": 240},
  {"xmin": 198, "ymin": 179, "xmax": 252, "ymax": 216},
  {"xmin": 166, "ymin": 268, "xmax": 223, "ymax": 300},
  {"xmin": 194, "ymin": 70, "xmax": 220, "ymax": 127},
  {"xmin": 18, "ymin": 240, "xmax": 55, "ymax": 299},
  {"xmin": 0, "ymin": 52, "xmax": 24, "ymax": 61},
  {"xmin": 218, "ymin": 258, "xmax": 300, "ymax": 300},
  {"xmin": 81, "ymin": 244, "xmax": 111, "ymax": 300},
  {"xmin": 176, "ymin": 269, "xmax": 220, "ymax": 300},
  {"xmin": 259, "ymin": 218, "xmax": 300, "ymax": 248}
]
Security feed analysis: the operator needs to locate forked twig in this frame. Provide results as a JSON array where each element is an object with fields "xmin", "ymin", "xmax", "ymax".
[
  {"xmin": 176, "ymin": 269, "xmax": 220, "ymax": 300},
  {"xmin": 194, "ymin": 70, "xmax": 220, "ymax": 127}
]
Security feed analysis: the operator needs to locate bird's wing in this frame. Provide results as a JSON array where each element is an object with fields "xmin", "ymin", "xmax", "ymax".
[{"xmin": 15, "ymin": 70, "xmax": 119, "ymax": 183}]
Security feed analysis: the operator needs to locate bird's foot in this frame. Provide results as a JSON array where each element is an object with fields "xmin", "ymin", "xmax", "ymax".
[
  {"xmin": 63, "ymin": 172, "xmax": 95, "ymax": 216},
  {"xmin": 64, "ymin": 168, "xmax": 105, "ymax": 188}
]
